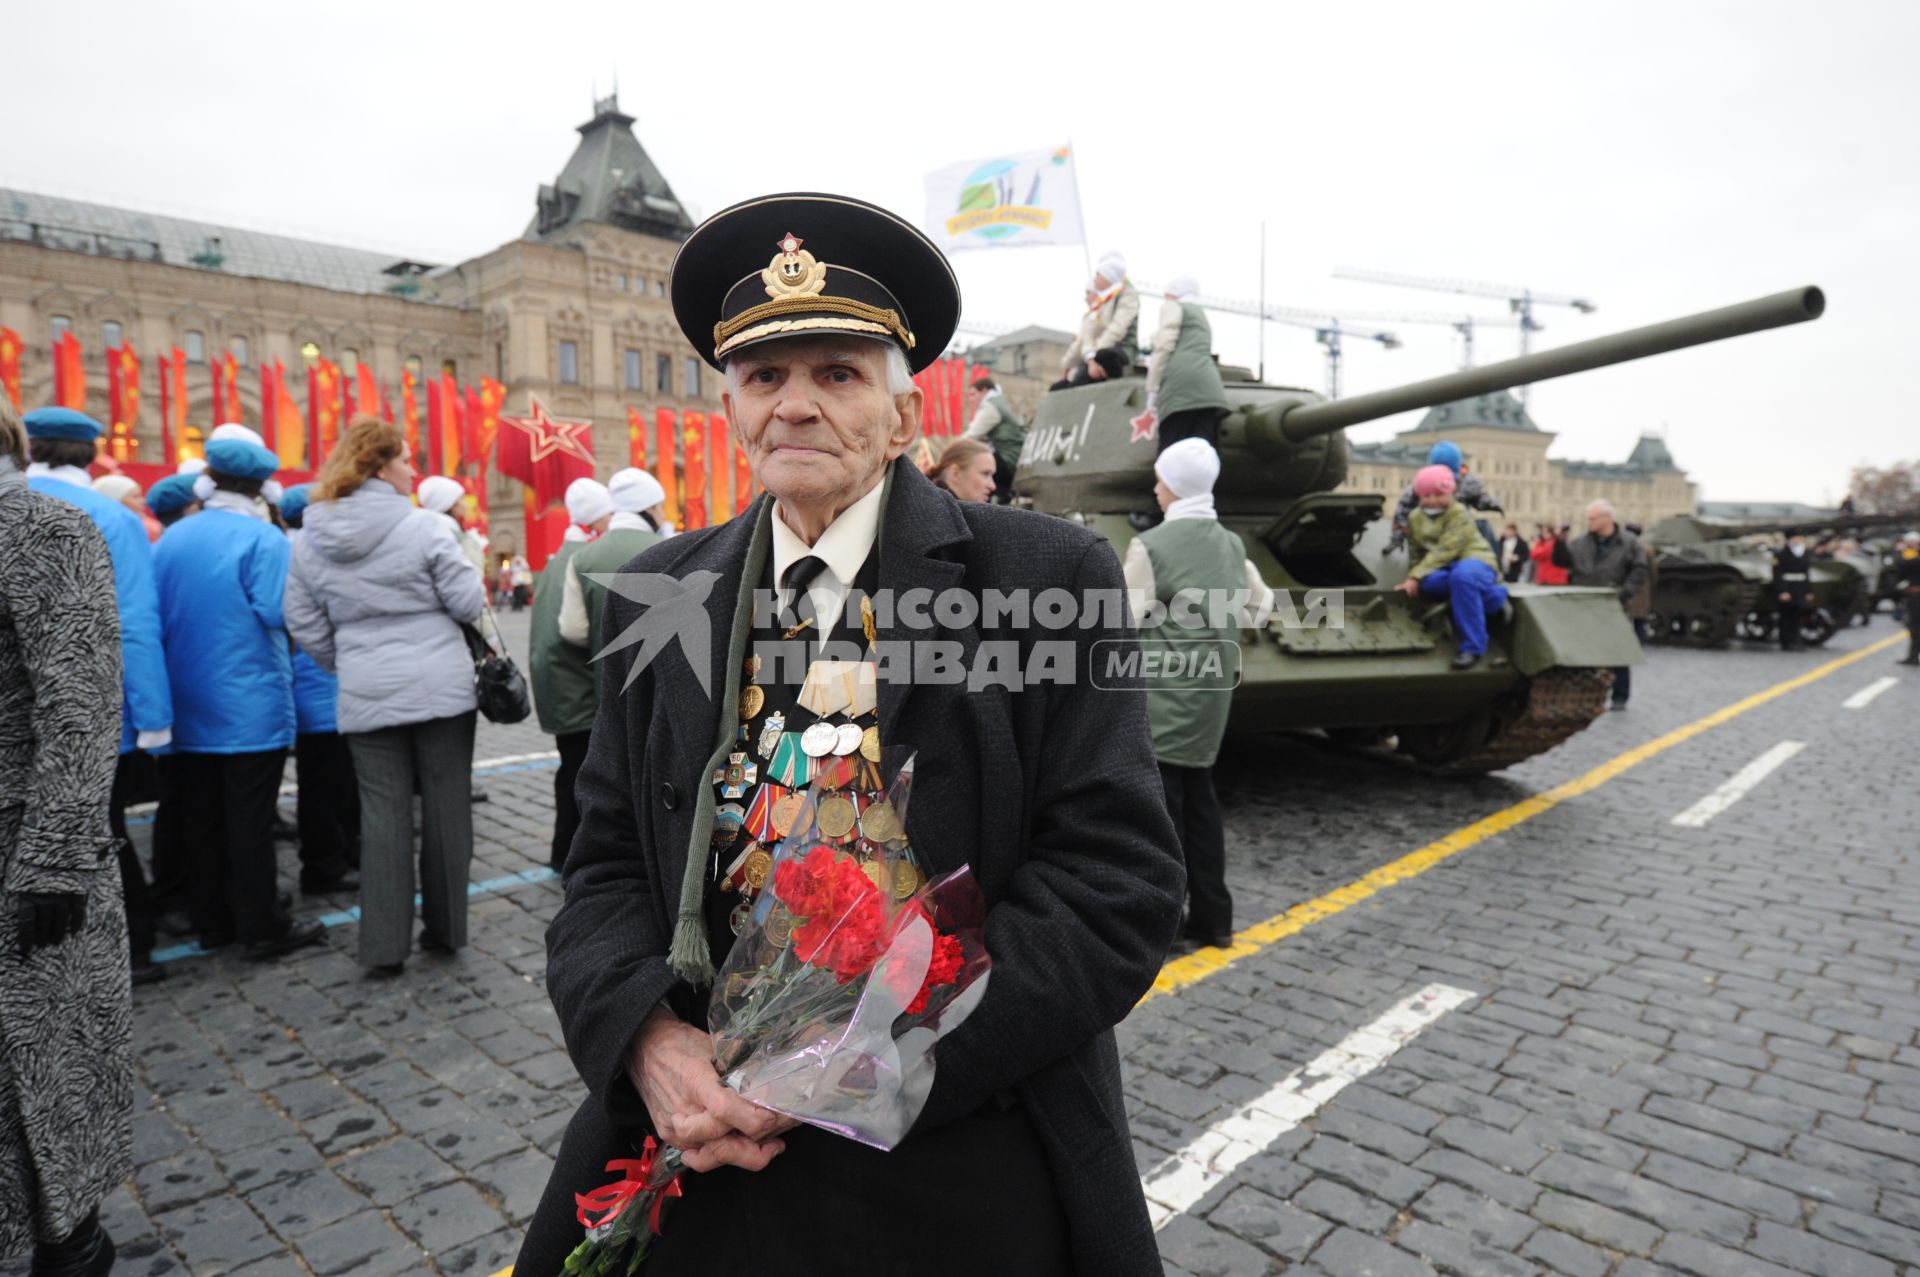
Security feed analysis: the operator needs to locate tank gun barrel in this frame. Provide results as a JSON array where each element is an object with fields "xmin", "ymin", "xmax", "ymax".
[
  {"xmin": 1690, "ymin": 510, "xmax": 1920, "ymax": 541},
  {"xmin": 1278, "ymin": 286, "xmax": 1824, "ymax": 442}
]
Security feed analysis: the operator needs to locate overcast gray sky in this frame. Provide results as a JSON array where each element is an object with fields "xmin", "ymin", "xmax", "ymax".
[{"xmin": 8, "ymin": 0, "xmax": 1912, "ymax": 503}]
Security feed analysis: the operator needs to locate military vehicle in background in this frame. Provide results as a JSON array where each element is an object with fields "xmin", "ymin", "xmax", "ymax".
[
  {"xmin": 1014, "ymin": 287, "xmax": 1825, "ymax": 772},
  {"xmin": 1644, "ymin": 511, "xmax": 1913, "ymax": 648}
]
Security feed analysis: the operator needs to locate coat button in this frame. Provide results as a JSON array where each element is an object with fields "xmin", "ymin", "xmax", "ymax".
[{"xmin": 660, "ymin": 782, "xmax": 679, "ymax": 810}]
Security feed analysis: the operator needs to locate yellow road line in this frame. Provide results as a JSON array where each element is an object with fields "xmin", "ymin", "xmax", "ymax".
[{"xmin": 1143, "ymin": 634, "xmax": 1905, "ymax": 1002}]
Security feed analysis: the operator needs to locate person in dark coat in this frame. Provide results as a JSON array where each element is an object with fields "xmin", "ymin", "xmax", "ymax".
[
  {"xmin": 1497, "ymin": 522, "xmax": 1530, "ymax": 584},
  {"xmin": 1553, "ymin": 499, "xmax": 1650, "ymax": 708},
  {"xmin": 0, "ymin": 400, "xmax": 130, "ymax": 1275},
  {"xmin": 1771, "ymin": 532, "xmax": 1815, "ymax": 651},
  {"xmin": 517, "ymin": 193, "xmax": 1184, "ymax": 1277},
  {"xmin": 1896, "ymin": 532, "xmax": 1920, "ymax": 666}
]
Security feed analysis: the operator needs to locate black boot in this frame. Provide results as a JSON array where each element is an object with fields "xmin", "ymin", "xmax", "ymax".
[{"xmin": 29, "ymin": 1209, "xmax": 115, "ymax": 1277}]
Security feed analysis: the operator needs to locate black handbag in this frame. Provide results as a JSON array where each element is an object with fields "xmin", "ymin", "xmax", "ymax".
[{"xmin": 462, "ymin": 614, "xmax": 531, "ymax": 724}]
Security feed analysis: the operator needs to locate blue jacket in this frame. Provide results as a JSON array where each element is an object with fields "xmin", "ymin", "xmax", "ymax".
[
  {"xmin": 292, "ymin": 647, "xmax": 339, "ymax": 735},
  {"xmin": 28, "ymin": 474, "xmax": 172, "ymax": 754},
  {"xmin": 153, "ymin": 506, "xmax": 296, "ymax": 753}
]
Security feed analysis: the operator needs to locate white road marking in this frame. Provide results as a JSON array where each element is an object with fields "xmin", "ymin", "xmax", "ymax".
[
  {"xmin": 473, "ymin": 750, "xmax": 563, "ymax": 769},
  {"xmin": 1140, "ymin": 982, "xmax": 1475, "ymax": 1230},
  {"xmin": 1843, "ymin": 677, "xmax": 1899, "ymax": 710},
  {"xmin": 1670, "ymin": 740, "xmax": 1807, "ymax": 828}
]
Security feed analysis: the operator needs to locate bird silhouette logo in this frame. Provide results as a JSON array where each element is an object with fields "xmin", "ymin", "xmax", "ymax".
[{"xmin": 587, "ymin": 569, "xmax": 722, "ymax": 697}]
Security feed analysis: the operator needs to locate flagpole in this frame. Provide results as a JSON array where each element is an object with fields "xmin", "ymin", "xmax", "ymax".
[
  {"xmin": 1258, "ymin": 221, "xmax": 1267, "ymax": 383},
  {"xmin": 1067, "ymin": 138, "xmax": 1093, "ymax": 282}
]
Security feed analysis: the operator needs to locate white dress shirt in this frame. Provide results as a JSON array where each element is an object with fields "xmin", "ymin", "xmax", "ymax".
[{"xmin": 770, "ymin": 477, "xmax": 885, "ymax": 650}]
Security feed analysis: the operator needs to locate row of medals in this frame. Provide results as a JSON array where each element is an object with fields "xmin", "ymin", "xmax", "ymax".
[{"xmin": 711, "ymin": 640, "xmax": 918, "ymax": 943}]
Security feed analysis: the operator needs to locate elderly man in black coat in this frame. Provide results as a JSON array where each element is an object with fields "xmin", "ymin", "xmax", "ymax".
[{"xmin": 515, "ymin": 195, "xmax": 1183, "ymax": 1276}]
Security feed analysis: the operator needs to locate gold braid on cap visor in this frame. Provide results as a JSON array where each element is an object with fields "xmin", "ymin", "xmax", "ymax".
[{"xmin": 713, "ymin": 295, "xmax": 916, "ymax": 360}]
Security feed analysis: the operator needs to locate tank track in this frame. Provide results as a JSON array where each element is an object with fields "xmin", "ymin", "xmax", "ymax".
[
  {"xmin": 1648, "ymin": 578, "xmax": 1762, "ymax": 647},
  {"xmin": 1425, "ymin": 666, "xmax": 1616, "ymax": 775}
]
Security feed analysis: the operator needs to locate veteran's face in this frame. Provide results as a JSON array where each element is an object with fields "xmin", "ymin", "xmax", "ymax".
[{"xmin": 724, "ymin": 338, "xmax": 920, "ymax": 520}]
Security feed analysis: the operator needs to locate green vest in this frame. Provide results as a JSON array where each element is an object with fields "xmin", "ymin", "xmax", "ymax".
[
  {"xmin": 1157, "ymin": 302, "xmax": 1229, "ymax": 419},
  {"xmin": 983, "ymin": 391, "xmax": 1026, "ymax": 467},
  {"xmin": 566, "ymin": 525, "xmax": 663, "ymax": 671},
  {"xmin": 530, "ymin": 539, "xmax": 597, "ymax": 736},
  {"xmin": 1138, "ymin": 518, "xmax": 1247, "ymax": 768}
]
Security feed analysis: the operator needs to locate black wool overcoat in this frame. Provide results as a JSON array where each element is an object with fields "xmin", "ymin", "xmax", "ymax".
[{"xmin": 538, "ymin": 458, "xmax": 1184, "ymax": 1274}]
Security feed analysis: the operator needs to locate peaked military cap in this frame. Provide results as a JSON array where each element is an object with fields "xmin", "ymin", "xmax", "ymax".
[{"xmin": 671, "ymin": 193, "xmax": 960, "ymax": 375}]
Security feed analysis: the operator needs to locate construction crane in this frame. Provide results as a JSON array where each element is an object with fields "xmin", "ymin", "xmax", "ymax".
[
  {"xmin": 1138, "ymin": 282, "xmax": 1402, "ymax": 400},
  {"xmin": 1332, "ymin": 267, "xmax": 1597, "ymax": 402},
  {"xmin": 1313, "ymin": 307, "xmax": 1526, "ymax": 370}
]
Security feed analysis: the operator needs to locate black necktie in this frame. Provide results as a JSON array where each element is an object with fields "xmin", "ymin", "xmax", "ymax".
[{"xmin": 781, "ymin": 555, "xmax": 828, "ymax": 632}]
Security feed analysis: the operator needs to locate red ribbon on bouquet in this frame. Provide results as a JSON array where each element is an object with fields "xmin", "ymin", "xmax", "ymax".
[{"xmin": 574, "ymin": 1137, "xmax": 684, "ymax": 1235}]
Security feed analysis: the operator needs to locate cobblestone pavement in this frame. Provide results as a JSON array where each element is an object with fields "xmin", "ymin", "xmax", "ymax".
[{"xmin": 7, "ymin": 609, "xmax": 1917, "ymax": 1275}]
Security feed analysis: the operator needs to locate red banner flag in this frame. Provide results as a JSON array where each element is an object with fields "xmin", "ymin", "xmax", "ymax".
[
  {"xmin": 0, "ymin": 328, "xmax": 21, "ymax": 411},
  {"xmin": 212, "ymin": 352, "xmax": 243, "ymax": 427},
  {"xmin": 159, "ymin": 348, "xmax": 188, "ymax": 464},
  {"xmin": 654, "ymin": 408, "xmax": 679, "ymax": 529},
  {"xmin": 354, "ymin": 362, "xmax": 380, "ymax": 419},
  {"xmin": 107, "ymin": 346, "xmax": 142, "ymax": 461},
  {"xmin": 708, "ymin": 415, "xmax": 727, "ymax": 527},
  {"xmin": 626, "ymin": 406, "xmax": 647, "ymax": 470},
  {"xmin": 681, "ymin": 410, "xmax": 708, "ymax": 530},
  {"xmin": 474, "ymin": 378, "xmax": 504, "ymax": 465},
  {"xmin": 309, "ymin": 360, "xmax": 343, "ymax": 467},
  {"xmin": 439, "ymin": 373, "xmax": 464, "ymax": 476},
  {"xmin": 379, "ymin": 381, "xmax": 395, "ymax": 425},
  {"xmin": 733, "ymin": 431, "xmax": 753, "ymax": 516},
  {"xmin": 259, "ymin": 362, "xmax": 276, "ymax": 452},
  {"xmin": 269, "ymin": 361, "xmax": 304, "ymax": 469},
  {"xmin": 463, "ymin": 384, "xmax": 487, "ymax": 533},
  {"xmin": 53, "ymin": 332, "xmax": 86, "ymax": 411},
  {"xmin": 401, "ymin": 367, "xmax": 421, "ymax": 456},
  {"xmin": 496, "ymin": 396, "xmax": 593, "ymax": 571},
  {"xmin": 425, "ymin": 376, "xmax": 444, "ymax": 476}
]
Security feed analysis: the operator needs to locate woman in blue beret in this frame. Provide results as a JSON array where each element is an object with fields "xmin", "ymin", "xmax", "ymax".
[{"xmin": 152, "ymin": 437, "xmax": 324, "ymax": 961}]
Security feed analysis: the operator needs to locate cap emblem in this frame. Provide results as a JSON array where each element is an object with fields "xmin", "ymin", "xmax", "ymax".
[{"xmin": 762, "ymin": 232, "xmax": 827, "ymax": 299}]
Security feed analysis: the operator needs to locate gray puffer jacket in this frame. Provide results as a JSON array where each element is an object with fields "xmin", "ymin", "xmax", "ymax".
[{"xmin": 284, "ymin": 478, "xmax": 485, "ymax": 734}]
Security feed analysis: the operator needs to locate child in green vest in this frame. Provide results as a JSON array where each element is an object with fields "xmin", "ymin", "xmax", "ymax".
[{"xmin": 1394, "ymin": 464, "xmax": 1511, "ymax": 671}]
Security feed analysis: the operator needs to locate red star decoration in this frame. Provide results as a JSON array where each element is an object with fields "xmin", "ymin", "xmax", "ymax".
[
  {"xmin": 499, "ymin": 394, "xmax": 594, "ymax": 465},
  {"xmin": 778, "ymin": 232, "xmax": 803, "ymax": 254},
  {"xmin": 1129, "ymin": 412, "xmax": 1157, "ymax": 444}
]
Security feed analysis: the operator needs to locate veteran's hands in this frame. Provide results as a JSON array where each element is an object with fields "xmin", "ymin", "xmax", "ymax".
[{"xmin": 627, "ymin": 1005, "xmax": 796, "ymax": 1173}]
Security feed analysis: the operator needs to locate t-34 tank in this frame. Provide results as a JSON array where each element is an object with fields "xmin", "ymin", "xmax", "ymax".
[
  {"xmin": 1013, "ymin": 286, "xmax": 1825, "ymax": 772},
  {"xmin": 1645, "ymin": 511, "xmax": 1910, "ymax": 648}
]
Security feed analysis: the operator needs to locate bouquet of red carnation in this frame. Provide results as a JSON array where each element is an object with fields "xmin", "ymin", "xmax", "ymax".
[{"xmin": 566, "ymin": 750, "xmax": 989, "ymax": 1273}]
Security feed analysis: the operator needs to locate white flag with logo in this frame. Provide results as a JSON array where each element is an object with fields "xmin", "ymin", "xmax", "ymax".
[{"xmin": 923, "ymin": 145, "xmax": 1086, "ymax": 253}]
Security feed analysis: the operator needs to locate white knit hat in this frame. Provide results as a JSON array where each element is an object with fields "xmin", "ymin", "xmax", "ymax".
[{"xmin": 565, "ymin": 477, "xmax": 613, "ymax": 526}]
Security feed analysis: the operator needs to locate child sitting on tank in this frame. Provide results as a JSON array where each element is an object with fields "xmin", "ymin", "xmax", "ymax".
[
  {"xmin": 1386, "ymin": 441, "xmax": 1503, "ymax": 554},
  {"xmin": 1393, "ymin": 464, "xmax": 1512, "ymax": 671}
]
